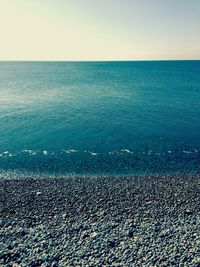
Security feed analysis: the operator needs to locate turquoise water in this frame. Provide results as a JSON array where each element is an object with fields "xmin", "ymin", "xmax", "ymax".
[{"xmin": 0, "ymin": 61, "xmax": 200, "ymax": 174}]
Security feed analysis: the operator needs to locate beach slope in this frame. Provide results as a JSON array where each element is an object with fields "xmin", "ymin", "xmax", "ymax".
[{"xmin": 0, "ymin": 174, "xmax": 199, "ymax": 266}]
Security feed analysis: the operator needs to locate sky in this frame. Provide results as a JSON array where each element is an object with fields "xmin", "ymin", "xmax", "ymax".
[{"xmin": 0, "ymin": 0, "xmax": 200, "ymax": 61}]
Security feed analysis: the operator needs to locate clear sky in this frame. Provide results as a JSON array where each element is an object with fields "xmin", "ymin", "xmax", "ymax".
[{"xmin": 0, "ymin": 0, "xmax": 200, "ymax": 60}]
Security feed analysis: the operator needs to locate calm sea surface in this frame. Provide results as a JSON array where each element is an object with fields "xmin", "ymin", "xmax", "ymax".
[{"xmin": 0, "ymin": 61, "xmax": 200, "ymax": 175}]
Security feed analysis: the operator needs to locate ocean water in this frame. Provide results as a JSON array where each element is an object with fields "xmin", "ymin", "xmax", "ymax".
[{"xmin": 0, "ymin": 61, "xmax": 200, "ymax": 175}]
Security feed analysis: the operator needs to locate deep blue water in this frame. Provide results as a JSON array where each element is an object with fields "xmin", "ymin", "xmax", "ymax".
[{"xmin": 0, "ymin": 61, "xmax": 200, "ymax": 175}]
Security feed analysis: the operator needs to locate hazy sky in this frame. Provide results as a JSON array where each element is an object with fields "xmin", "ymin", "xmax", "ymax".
[{"xmin": 0, "ymin": 0, "xmax": 200, "ymax": 60}]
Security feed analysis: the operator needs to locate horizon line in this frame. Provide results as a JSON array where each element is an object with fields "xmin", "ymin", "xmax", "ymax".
[{"xmin": 0, "ymin": 59, "xmax": 200, "ymax": 62}]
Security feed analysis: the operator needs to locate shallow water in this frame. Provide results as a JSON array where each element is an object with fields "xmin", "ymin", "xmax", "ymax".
[{"xmin": 0, "ymin": 61, "xmax": 200, "ymax": 174}]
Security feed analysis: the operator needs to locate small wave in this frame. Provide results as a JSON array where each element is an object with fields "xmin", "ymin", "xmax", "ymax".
[
  {"xmin": 63, "ymin": 149, "xmax": 79, "ymax": 154},
  {"xmin": 23, "ymin": 150, "xmax": 37, "ymax": 155},
  {"xmin": 0, "ymin": 151, "xmax": 9, "ymax": 156},
  {"xmin": 1, "ymin": 148, "xmax": 199, "ymax": 159},
  {"xmin": 84, "ymin": 150, "xmax": 99, "ymax": 156},
  {"xmin": 109, "ymin": 149, "xmax": 133, "ymax": 155},
  {"xmin": 0, "ymin": 151, "xmax": 14, "ymax": 157},
  {"xmin": 120, "ymin": 149, "xmax": 133, "ymax": 154},
  {"xmin": 183, "ymin": 150, "xmax": 193, "ymax": 154},
  {"xmin": 109, "ymin": 150, "xmax": 119, "ymax": 155},
  {"xmin": 24, "ymin": 149, "xmax": 33, "ymax": 153},
  {"xmin": 89, "ymin": 152, "xmax": 98, "ymax": 156}
]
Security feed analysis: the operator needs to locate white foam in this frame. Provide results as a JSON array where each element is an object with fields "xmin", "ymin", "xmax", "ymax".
[
  {"xmin": 109, "ymin": 149, "xmax": 134, "ymax": 155},
  {"xmin": 24, "ymin": 149, "xmax": 32, "ymax": 153},
  {"xmin": 84, "ymin": 150, "xmax": 98, "ymax": 156},
  {"xmin": 0, "ymin": 152, "xmax": 14, "ymax": 157},
  {"xmin": 121, "ymin": 149, "xmax": 133, "ymax": 154},
  {"xmin": 183, "ymin": 150, "xmax": 192, "ymax": 154},
  {"xmin": 23, "ymin": 149, "xmax": 36, "ymax": 155},
  {"xmin": 43, "ymin": 151, "xmax": 48, "ymax": 155},
  {"xmin": 63, "ymin": 150, "xmax": 70, "ymax": 154},
  {"xmin": 89, "ymin": 152, "xmax": 98, "ymax": 156},
  {"xmin": 109, "ymin": 150, "xmax": 119, "ymax": 155},
  {"xmin": 0, "ymin": 151, "xmax": 9, "ymax": 157},
  {"xmin": 63, "ymin": 149, "xmax": 78, "ymax": 154}
]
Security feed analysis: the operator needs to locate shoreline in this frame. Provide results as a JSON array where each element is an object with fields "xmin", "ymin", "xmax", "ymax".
[{"xmin": 0, "ymin": 174, "xmax": 199, "ymax": 266}]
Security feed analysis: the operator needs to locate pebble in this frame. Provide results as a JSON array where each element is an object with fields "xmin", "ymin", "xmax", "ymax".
[
  {"xmin": 0, "ymin": 174, "xmax": 199, "ymax": 266},
  {"xmin": 90, "ymin": 232, "xmax": 97, "ymax": 238},
  {"xmin": 127, "ymin": 230, "xmax": 134, "ymax": 238},
  {"xmin": 185, "ymin": 209, "xmax": 193, "ymax": 215}
]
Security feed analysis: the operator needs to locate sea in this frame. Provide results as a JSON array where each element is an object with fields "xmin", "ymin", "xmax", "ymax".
[{"xmin": 0, "ymin": 61, "xmax": 200, "ymax": 176}]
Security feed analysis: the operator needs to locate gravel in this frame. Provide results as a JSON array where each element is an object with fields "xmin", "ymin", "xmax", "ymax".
[{"xmin": 0, "ymin": 173, "xmax": 199, "ymax": 266}]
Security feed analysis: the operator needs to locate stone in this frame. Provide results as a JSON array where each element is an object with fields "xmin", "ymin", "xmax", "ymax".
[
  {"xmin": 90, "ymin": 232, "xmax": 97, "ymax": 238},
  {"xmin": 185, "ymin": 209, "xmax": 192, "ymax": 215},
  {"xmin": 108, "ymin": 240, "xmax": 116, "ymax": 248},
  {"xmin": 128, "ymin": 230, "xmax": 134, "ymax": 238},
  {"xmin": 0, "ymin": 219, "xmax": 4, "ymax": 227},
  {"xmin": 62, "ymin": 213, "xmax": 67, "ymax": 219}
]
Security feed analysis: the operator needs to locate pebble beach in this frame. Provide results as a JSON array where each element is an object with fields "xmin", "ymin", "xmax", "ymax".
[{"xmin": 0, "ymin": 173, "xmax": 199, "ymax": 266}]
